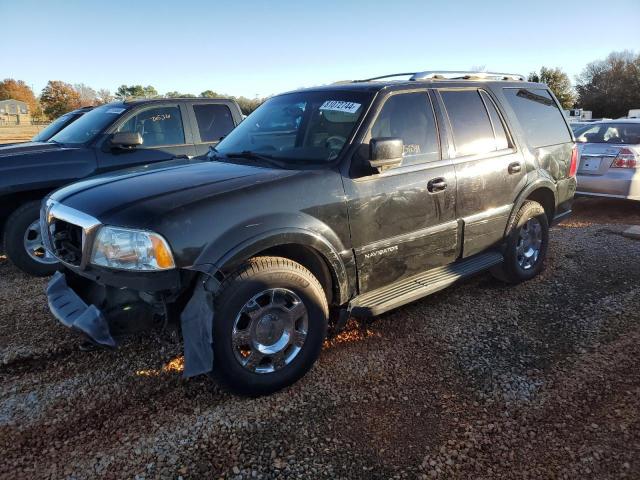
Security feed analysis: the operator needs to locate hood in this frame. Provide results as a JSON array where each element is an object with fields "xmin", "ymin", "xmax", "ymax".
[
  {"xmin": 0, "ymin": 141, "xmax": 61, "ymax": 157},
  {"xmin": 51, "ymin": 160, "xmax": 299, "ymax": 227},
  {"xmin": 0, "ymin": 142, "xmax": 95, "ymax": 195}
]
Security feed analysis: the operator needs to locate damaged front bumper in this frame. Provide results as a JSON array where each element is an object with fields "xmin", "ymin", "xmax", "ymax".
[
  {"xmin": 46, "ymin": 267, "xmax": 216, "ymax": 378},
  {"xmin": 47, "ymin": 271, "xmax": 116, "ymax": 347}
]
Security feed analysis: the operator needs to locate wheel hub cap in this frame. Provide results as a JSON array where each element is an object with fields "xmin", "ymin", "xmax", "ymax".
[
  {"xmin": 232, "ymin": 288, "xmax": 308, "ymax": 374},
  {"xmin": 23, "ymin": 219, "xmax": 58, "ymax": 265},
  {"xmin": 516, "ymin": 218, "xmax": 543, "ymax": 270}
]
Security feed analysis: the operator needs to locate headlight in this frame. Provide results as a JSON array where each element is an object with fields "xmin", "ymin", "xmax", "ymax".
[{"xmin": 91, "ymin": 226, "xmax": 175, "ymax": 271}]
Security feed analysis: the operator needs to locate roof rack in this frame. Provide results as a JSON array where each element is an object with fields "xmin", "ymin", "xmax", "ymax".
[{"xmin": 356, "ymin": 71, "xmax": 525, "ymax": 82}]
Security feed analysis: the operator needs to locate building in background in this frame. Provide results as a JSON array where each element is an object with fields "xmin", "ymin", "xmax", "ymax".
[{"xmin": 0, "ymin": 99, "xmax": 31, "ymax": 125}]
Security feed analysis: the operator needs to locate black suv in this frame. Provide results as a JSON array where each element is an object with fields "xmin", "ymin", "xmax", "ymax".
[
  {"xmin": 43, "ymin": 72, "xmax": 577, "ymax": 395},
  {"xmin": 0, "ymin": 97, "xmax": 243, "ymax": 276}
]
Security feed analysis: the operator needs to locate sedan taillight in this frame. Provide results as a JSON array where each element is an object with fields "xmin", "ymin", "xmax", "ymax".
[
  {"xmin": 611, "ymin": 148, "xmax": 638, "ymax": 169},
  {"xmin": 569, "ymin": 145, "xmax": 578, "ymax": 177}
]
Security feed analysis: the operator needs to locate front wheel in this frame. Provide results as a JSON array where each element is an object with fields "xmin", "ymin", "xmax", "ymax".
[
  {"xmin": 493, "ymin": 200, "xmax": 549, "ymax": 284},
  {"xmin": 212, "ymin": 256, "xmax": 329, "ymax": 396},
  {"xmin": 3, "ymin": 201, "xmax": 60, "ymax": 277}
]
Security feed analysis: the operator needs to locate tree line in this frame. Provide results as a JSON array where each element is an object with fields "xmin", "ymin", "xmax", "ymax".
[
  {"xmin": 0, "ymin": 81, "xmax": 266, "ymax": 120},
  {"xmin": 1, "ymin": 50, "xmax": 638, "ymax": 121}
]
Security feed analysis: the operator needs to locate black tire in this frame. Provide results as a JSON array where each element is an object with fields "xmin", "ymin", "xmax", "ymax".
[
  {"xmin": 493, "ymin": 200, "xmax": 549, "ymax": 284},
  {"xmin": 3, "ymin": 201, "xmax": 59, "ymax": 277},
  {"xmin": 212, "ymin": 256, "xmax": 329, "ymax": 396}
]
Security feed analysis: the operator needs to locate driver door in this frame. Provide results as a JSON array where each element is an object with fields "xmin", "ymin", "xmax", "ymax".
[
  {"xmin": 343, "ymin": 90, "xmax": 458, "ymax": 294},
  {"xmin": 96, "ymin": 103, "xmax": 196, "ymax": 172}
]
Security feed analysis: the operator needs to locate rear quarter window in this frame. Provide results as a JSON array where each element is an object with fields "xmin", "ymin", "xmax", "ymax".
[
  {"xmin": 193, "ymin": 104, "xmax": 235, "ymax": 143},
  {"xmin": 503, "ymin": 88, "xmax": 571, "ymax": 148}
]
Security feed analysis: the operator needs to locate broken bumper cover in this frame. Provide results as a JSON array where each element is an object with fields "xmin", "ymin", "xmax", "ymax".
[
  {"xmin": 46, "ymin": 269, "xmax": 215, "ymax": 378},
  {"xmin": 47, "ymin": 271, "xmax": 116, "ymax": 347}
]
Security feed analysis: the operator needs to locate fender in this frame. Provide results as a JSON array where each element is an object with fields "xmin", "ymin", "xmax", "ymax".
[
  {"xmin": 190, "ymin": 216, "xmax": 356, "ymax": 305},
  {"xmin": 504, "ymin": 176, "xmax": 557, "ymax": 237}
]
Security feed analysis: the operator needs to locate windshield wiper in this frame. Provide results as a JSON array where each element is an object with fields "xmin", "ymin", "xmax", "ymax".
[{"xmin": 224, "ymin": 150, "xmax": 286, "ymax": 168}]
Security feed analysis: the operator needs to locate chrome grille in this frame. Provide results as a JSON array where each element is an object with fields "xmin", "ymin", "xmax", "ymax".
[{"xmin": 42, "ymin": 199, "xmax": 102, "ymax": 269}]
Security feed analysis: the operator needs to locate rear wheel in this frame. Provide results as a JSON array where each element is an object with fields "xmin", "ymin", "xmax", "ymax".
[
  {"xmin": 212, "ymin": 256, "xmax": 328, "ymax": 396},
  {"xmin": 3, "ymin": 201, "xmax": 59, "ymax": 277},
  {"xmin": 493, "ymin": 200, "xmax": 549, "ymax": 284}
]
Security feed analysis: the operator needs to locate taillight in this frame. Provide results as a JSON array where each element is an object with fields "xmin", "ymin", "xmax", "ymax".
[
  {"xmin": 569, "ymin": 145, "xmax": 578, "ymax": 177},
  {"xmin": 611, "ymin": 148, "xmax": 638, "ymax": 169}
]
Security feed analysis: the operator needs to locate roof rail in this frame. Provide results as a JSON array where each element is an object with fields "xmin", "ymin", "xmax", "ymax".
[
  {"xmin": 411, "ymin": 71, "xmax": 525, "ymax": 81},
  {"xmin": 355, "ymin": 71, "xmax": 525, "ymax": 83}
]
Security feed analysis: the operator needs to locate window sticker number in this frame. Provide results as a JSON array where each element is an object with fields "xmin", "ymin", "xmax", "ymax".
[{"xmin": 320, "ymin": 101, "xmax": 361, "ymax": 114}]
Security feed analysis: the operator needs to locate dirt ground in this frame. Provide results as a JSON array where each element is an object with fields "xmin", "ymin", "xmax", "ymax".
[
  {"xmin": 0, "ymin": 124, "xmax": 47, "ymax": 144},
  {"xmin": 1, "ymin": 197, "xmax": 639, "ymax": 479}
]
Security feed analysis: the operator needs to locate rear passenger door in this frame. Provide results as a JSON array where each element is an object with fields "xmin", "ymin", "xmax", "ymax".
[
  {"xmin": 437, "ymin": 88, "xmax": 526, "ymax": 257},
  {"xmin": 344, "ymin": 90, "xmax": 458, "ymax": 294},
  {"xmin": 96, "ymin": 103, "xmax": 196, "ymax": 171},
  {"xmin": 188, "ymin": 103, "xmax": 238, "ymax": 156}
]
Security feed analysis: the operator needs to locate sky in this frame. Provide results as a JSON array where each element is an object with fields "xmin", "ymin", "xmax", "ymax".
[{"xmin": 1, "ymin": 0, "xmax": 639, "ymax": 99}]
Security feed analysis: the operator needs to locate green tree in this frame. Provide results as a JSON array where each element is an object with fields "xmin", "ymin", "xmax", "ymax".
[
  {"xmin": 528, "ymin": 67, "xmax": 575, "ymax": 109},
  {"xmin": 200, "ymin": 90, "xmax": 221, "ymax": 98},
  {"xmin": 576, "ymin": 50, "xmax": 640, "ymax": 118},
  {"xmin": 234, "ymin": 96, "xmax": 265, "ymax": 115},
  {"xmin": 115, "ymin": 84, "xmax": 158, "ymax": 100},
  {"xmin": 165, "ymin": 91, "xmax": 195, "ymax": 98},
  {"xmin": 0, "ymin": 78, "xmax": 38, "ymax": 113},
  {"xmin": 40, "ymin": 80, "xmax": 81, "ymax": 118}
]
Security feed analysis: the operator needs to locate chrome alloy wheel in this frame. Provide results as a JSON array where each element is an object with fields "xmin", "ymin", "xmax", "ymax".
[
  {"xmin": 516, "ymin": 218, "xmax": 543, "ymax": 270},
  {"xmin": 232, "ymin": 288, "xmax": 308, "ymax": 374},
  {"xmin": 23, "ymin": 219, "xmax": 57, "ymax": 265}
]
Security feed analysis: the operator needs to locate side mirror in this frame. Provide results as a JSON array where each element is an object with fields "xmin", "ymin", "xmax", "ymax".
[
  {"xmin": 111, "ymin": 132, "xmax": 143, "ymax": 149},
  {"xmin": 369, "ymin": 137, "xmax": 403, "ymax": 171}
]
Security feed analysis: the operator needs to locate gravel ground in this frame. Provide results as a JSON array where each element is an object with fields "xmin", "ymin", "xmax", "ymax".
[{"xmin": 1, "ymin": 197, "xmax": 639, "ymax": 479}]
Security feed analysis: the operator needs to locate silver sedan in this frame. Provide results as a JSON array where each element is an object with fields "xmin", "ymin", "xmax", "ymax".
[{"xmin": 576, "ymin": 119, "xmax": 640, "ymax": 201}]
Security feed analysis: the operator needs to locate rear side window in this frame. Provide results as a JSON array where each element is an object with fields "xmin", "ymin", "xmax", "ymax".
[
  {"xmin": 369, "ymin": 92, "xmax": 439, "ymax": 166},
  {"xmin": 480, "ymin": 91, "xmax": 510, "ymax": 150},
  {"xmin": 193, "ymin": 104, "xmax": 235, "ymax": 143},
  {"xmin": 440, "ymin": 90, "xmax": 496, "ymax": 156},
  {"xmin": 503, "ymin": 88, "xmax": 571, "ymax": 148}
]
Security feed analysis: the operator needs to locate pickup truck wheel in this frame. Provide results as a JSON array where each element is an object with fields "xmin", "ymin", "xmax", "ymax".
[
  {"xmin": 213, "ymin": 256, "xmax": 328, "ymax": 396},
  {"xmin": 493, "ymin": 200, "xmax": 549, "ymax": 284},
  {"xmin": 4, "ymin": 201, "xmax": 59, "ymax": 277}
]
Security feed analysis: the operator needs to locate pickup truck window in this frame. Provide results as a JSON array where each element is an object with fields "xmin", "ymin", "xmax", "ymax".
[
  {"xmin": 441, "ymin": 89, "xmax": 497, "ymax": 157},
  {"xmin": 116, "ymin": 106, "xmax": 185, "ymax": 147},
  {"xmin": 50, "ymin": 104, "xmax": 124, "ymax": 145},
  {"xmin": 32, "ymin": 112, "xmax": 76, "ymax": 142},
  {"xmin": 369, "ymin": 92, "xmax": 439, "ymax": 166},
  {"xmin": 193, "ymin": 104, "xmax": 235, "ymax": 142},
  {"xmin": 215, "ymin": 91, "xmax": 373, "ymax": 164}
]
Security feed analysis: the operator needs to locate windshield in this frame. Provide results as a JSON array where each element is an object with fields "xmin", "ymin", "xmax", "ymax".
[
  {"xmin": 576, "ymin": 123, "xmax": 640, "ymax": 145},
  {"xmin": 33, "ymin": 113, "xmax": 76, "ymax": 142},
  {"xmin": 50, "ymin": 104, "xmax": 128, "ymax": 145},
  {"xmin": 214, "ymin": 90, "xmax": 373, "ymax": 164}
]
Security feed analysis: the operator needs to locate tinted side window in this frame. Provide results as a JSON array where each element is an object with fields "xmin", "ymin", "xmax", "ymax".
[
  {"xmin": 441, "ymin": 90, "xmax": 496, "ymax": 156},
  {"xmin": 369, "ymin": 92, "xmax": 439, "ymax": 166},
  {"xmin": 117, "ymin": 106, "xmax": 185, "ymax": 147},
  {"xmin": 193, "ymin": 104, "xmax": 235, "ymax": 143},
  {"xmin": 503, "ymin": 88, "xmax": 571, "ymax": 148},
  {"xmin": 480, "ymin": 91, "xmax": 510, "ymax": 150}
]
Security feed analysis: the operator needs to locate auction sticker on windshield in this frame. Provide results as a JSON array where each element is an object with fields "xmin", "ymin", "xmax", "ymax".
[
  {"xmin": 106, "ymin": 108, "xmax": 126, "ymax": 114},
  {"xmin": 320, "ymin": 101, "xmax": 361, "ymax": 114}
]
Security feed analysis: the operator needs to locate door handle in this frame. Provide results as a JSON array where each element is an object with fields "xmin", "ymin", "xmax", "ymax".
[
  {"xmin": 508, "ymin": 162, "xmax": 522, "ymax": 174},
  {"xmin": 427, "ymin": 177, "xmax": 447, "ymax": 193}
]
